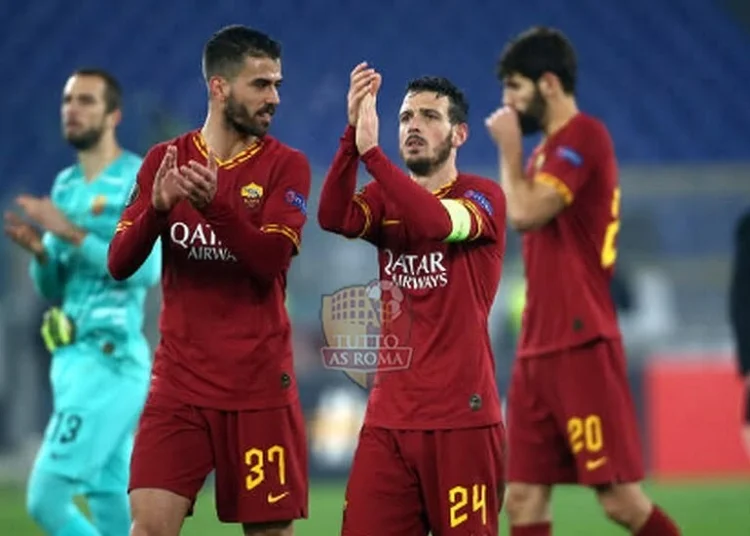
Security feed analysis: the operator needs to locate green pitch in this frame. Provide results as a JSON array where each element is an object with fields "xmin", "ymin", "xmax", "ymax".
[{"xmin": 1, "ymin": 480, "xmax": 748, "ymax": 534}]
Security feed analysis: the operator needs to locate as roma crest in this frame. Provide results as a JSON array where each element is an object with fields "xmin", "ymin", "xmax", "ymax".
[
  {"xmin": 91, "ymin": 194, "xmax": 107, "ymax": 215},
  {"xmin": 241, "ymin": 182, "xmax": 264, "ymax": 209}
]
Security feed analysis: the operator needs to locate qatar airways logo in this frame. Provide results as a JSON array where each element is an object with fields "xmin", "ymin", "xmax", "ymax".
[
  {"xmin": 169, "ymin": 222, "xmax": 237, "ymax": 262},
  {"xmin": 383, "ymin": 249, "xmax": 448, "ymax": 290}
]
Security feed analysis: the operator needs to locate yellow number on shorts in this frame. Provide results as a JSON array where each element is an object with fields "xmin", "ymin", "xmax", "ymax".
[
  {"xmin": 601, "ymin": 187, "xmax": 621, "ymax": 268},
  {"xmin": 267, "ymin": 445, "xmax": 286, "ymax": 485},
  {"xmin": 567, "ymin": 415, "xmax": 604, "ymax": 454},
  {"xmin": 245, "ymin": 448, "xmax": 265, "ymax": 491},
  {"xmin": 448, "ymin": 484, "xmax": 487, "ymax": 528},
  {"xmin": 244, "ymin": 445, "xmax": 287, "ymax": 491}
]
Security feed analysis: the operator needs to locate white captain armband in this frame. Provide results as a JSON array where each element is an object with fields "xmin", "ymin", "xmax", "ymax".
[{"xmin": 441, "ymin": 199, "xmax": 472, "ymax": 242}]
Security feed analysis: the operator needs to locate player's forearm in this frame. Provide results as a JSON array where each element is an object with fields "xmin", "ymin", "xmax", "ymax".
[
  {"xmin": 107, "ymin": 205, "xmax": 167, "ymax": 281},
  {"xmin": 318, "ymin": 126, "xmax": 368, "ymax": 237},
  {"xmin": 202, "ymin": 201, "xmax": 294, "ymax": 285},
  {"xmin": 128, "ymin": 241, "xmax": 161, "ymax": 287},
  {"xmin": 61, "ymin": 222, "xmax": 158, "ymax": 285},
  {"xmin": 66, "ymin": 233, "xmax": 110, "ymax": 274},
  {"xmin": 29, "ymin": 252, "xmax": 62, "ymax": 301},
  {"xmin": 361, "ymin": 147, "xmax": 452, "ymax": 240},
  {"xmin": 499, "ymin": 150, "xmax": 545, "ymax": 231}
]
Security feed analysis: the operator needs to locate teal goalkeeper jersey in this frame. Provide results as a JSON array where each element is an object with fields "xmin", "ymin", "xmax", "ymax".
[{"xmin": 29, "ymin": 151, "xmax": 161, "ymax": 371}]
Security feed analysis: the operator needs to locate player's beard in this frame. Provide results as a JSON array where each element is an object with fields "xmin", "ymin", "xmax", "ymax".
[
  {"xmin": 65, "ymin": 122, "xmax": 105, "ymax": 151},
  {"xmin": 401, "ymin": 131, "xmax": 452, "ymax": 177},
  {"xmin": 517, "ymin": 86, "xmax": 547, "ymax": 136},
  {"xmin": 224, "ymin": 92, "xmax": 275, "ymax": 138}
]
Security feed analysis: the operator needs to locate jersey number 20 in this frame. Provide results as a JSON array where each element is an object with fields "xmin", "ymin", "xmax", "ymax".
[{"xmin": 601, "ymin": 187, "xmax": 621, "ymax": 269}]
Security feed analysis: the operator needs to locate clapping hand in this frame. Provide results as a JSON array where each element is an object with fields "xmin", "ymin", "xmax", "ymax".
[
  {"xmin": 3, "ymin": 210, "xmax": 43, "ymax": 255},
  {"xmin": 152, "ymin": 145, "xmax": 189, "ymax": 212},
  {"xmin": 348, "ymin": 62, "xmax": 382, "ymax": 127},
  {"xmin": 179, "ymin": 149, "xmax": 218, "ymax": 210}
]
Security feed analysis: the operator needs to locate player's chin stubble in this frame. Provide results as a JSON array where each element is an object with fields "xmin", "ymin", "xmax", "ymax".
[
  {"xmin": 223, "ymin": 96, "xmax": 271, "ymax": 138},
  {"xmin": 517, "ymin": 88, "xmax": 547, "ymax": 136},
  {"xmin": 401, "ymin": 133, "xmax": 452, "ymax": 177},
  {"xmin": 65, "ymin": 126, "xmax": 104, "ymax": 151}
]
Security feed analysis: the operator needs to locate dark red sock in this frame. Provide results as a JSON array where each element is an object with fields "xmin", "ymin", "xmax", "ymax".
[
  {"xmin": 511, "ymin": 522, "xmax": 551, "ymax": 535},
  {"xmin": 636, "ymin": 505, "xmax": 680, "ymax": 535}
]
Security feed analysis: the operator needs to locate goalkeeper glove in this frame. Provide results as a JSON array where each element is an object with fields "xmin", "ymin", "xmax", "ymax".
[{"xmin": 40, "ymin": 307, "xmax": 75, "ymax": 353}]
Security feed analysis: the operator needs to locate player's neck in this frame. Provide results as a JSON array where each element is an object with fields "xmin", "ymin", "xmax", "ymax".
[
  {"xmin": 201, "ymin": 112, "xmax": 257, "ymax": 163},
  {"xmin": 544, "ymin": 97, "xmax": 579, "ymax": 138},
  {"xmin": 77, "ymin": 135, "xmax": 121, "ymax": 182},
  {"xmin": 411, "ymin": 162, "xmax": 458, "ymax": 194}
]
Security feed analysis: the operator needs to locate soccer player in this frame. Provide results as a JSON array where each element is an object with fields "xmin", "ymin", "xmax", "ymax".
[
  {"xmin": 318, "ymin": 64, "xmax": 507, "ymax": 535},
  {"xmin": 3, "ymin": 69, "xmax": 159, "ymax": 536},
  {"xmin": 484, "ymin": 27, "xmax": 682, "ymax": 535},
  {"xmin": 729, "ymin": 210, "xmax": 750, "ymax": 459},
  {"xmin": 107, "ymin": 25, "xmax": 310, "ymax": 536}
]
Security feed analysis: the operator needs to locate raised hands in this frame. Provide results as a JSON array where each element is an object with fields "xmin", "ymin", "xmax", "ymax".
[
  {"xmin": 6, "ymin": 195, "xmax": 82, "ymax": 246},
  {"xmin": 3, "ymin": 210, "xmax": 43, "ymax": 255},
  {"xmin": 356, "ymin": 92, "xmax": 380, "ymax": 155},
  {"xmin": 179, "ymin": 149, "xmax": 218, "ymax": 210},
  {"xmin": 348, "ymin": 62, "xmax": 381, "ymax": 127},
  {"xmin": 152, "ymin": 145, "xmax": 218, "ymax": 212},
  {"xmin": 484, "ymin": 106, "xmax": 522, "ymax": 152},
  {"xmin": 152, "ymin": 145, "xmax": 188, "ymax": 212}
]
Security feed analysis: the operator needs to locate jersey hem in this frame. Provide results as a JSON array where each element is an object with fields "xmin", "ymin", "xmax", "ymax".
[
  {"xmin": 517, "ymin": 333, "xmax": 622, "ymax": 358},
  {"xmin": 364, "ymin": 415, "xmax": 503, "ymax": 430},
  {"xmin": 149, "ymin": 382, "xmax": 300, "ymax": 411}
]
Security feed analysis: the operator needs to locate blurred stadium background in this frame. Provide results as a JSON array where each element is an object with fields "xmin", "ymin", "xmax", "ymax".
[{"xmin": 1, "ymin": 0, "xmax": 750, "ymax": 534}]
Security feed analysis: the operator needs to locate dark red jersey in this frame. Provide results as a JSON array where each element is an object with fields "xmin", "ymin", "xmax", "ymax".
[
  {"xmin": 319, "ymin": 126, "xmax": 506, "ymax": 429},
  {"xmin": 518, "ymin": 113, "xmax": 622, "ymax": 357},
  {"xmin": 108, "ymin": 130, "xmax": 311, "ymax": 410}
]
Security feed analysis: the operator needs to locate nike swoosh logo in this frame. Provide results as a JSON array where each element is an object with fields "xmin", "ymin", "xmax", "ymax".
[
  {"xmin": 586, "ymin": 457, "xmax": 608, "ymax": 471},
  {"xmin": 267, "ymin": 491, "xmax": 290, "ymax": 504}
]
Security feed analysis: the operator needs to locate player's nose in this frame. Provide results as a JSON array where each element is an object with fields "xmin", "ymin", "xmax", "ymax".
[
  {"xmin": 62, "ymin": 109, "xmax": 79, "ymax": 123},
  {"xmin": 268, "ymin": 87, "xmax": 280, "ymax": 105},
  {"xmin": 405, "ymin": 116, "xmax": 424, "ymax": 131}
]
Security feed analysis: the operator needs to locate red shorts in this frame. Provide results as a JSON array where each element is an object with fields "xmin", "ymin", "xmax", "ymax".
[
  {"xmin": 129, "ymin": 390, "xmax": 308, "ymax": 523},
  {"xmin": 507, "ymin": 338, "xmax": 644, "ymax": 486},
  {"xmin": 342, "ymin": 424, "xmax": 505, "ymax": 536}
]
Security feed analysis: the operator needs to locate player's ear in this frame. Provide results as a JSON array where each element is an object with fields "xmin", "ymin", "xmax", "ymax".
[
  {"xmin": 452, "ymin": 123, "xmax": 468, "ymax": 148},
  {"xmin": 208, "ymin": 76, "xmax": 229, "ymax": 102},
  {"xmin": 538, "ymin": 73, "xmax": 557, "ymax": 98},
  {"xmin": 106, "ymin": 109, "xmax": 122, "ymax": 129}
]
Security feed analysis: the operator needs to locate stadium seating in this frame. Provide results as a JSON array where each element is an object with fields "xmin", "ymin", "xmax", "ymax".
[
  {"xmin": 0, "ymin": 0, "xmax": 747, "ymax": 267},
  {"xmin": 1, "ymin": 0, "xmax": 749, "ymax": 194}
]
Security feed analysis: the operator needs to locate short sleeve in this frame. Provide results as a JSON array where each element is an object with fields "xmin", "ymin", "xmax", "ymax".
[
  {"xmin": 260, "ymin": 150, "xmax": 312, "ymax": 252},
  {"xmin": 456, "ymin": 181, "xmax": 506, "ymax": 243},
  {"xmin": 536, "ymin": 119, "xmax": 610, "ymax": 205}
]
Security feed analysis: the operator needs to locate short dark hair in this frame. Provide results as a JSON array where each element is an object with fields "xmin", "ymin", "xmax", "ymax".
[
  {"xmin": 72, "ymin": 68, "xmax": 122, "ymax": 113},
  {"xmin": 497, "ymin": 26, "xmax": 577, "ymax": 94},
  {"xmin": 202, "ymin": 25, "xmax": 281, "ymax": 81},
  {"xmin": 405, "ymin": 76, "xmax": 469, "ymax": 125}
]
